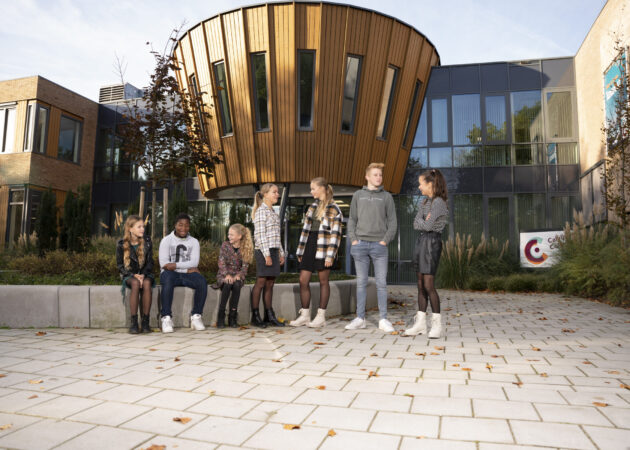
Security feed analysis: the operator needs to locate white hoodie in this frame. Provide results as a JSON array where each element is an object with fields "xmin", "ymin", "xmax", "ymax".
[{"xmin": 158, "ymin": 231, "xmax": 200, "ymax": 273}]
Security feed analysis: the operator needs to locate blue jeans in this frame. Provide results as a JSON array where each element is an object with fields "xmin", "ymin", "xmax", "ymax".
[
  {"xmin": 160, "ymin": 270, "xmax": 207, "ymax": 317},
  {"xmin": 350, "ymin": 240, "xmax": 389, "ymax": 319}
]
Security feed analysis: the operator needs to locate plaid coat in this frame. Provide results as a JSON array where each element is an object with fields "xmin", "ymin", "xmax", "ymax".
[
  {"xmin": 217, "ymin": 241, "xmax": 249, "ymax": 285},
  {"xmin": 296, "ymin": 201, "xmax": 343, "ymax": 264}
]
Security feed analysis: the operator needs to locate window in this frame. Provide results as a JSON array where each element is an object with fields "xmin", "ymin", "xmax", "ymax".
[
  {"xmin": 547, "ymin": 142, "xmax": 578, "ymax": 165},
  {"xmin": 376, "ymin": 65, "xmax": 399, "ymax": 139},
  {"xmin": 429, "ymin": 147, "xmax": 452, "ymax": 167},
  {"xmin": 488, "ymin": 197, "xmax": 510, "ymax": 244},
  {"xmin": 213, "ymin": 61, "xmax": 233, "ymax": 135},
  {"xmin": 251, "ymin": 53, "xmax": 270, "ymax": 131},
  {"xmin": 23, "ymin": 104, "xmax": 49, "ymax": 153},
  {"xmin": 408, "ymin": 148, "xmax": 428, "ymax": 169},
  {"xmin": 188, "ymin": 73, "xmax": 207, "ymax": 139},
  {"xmin": 403, "ymin": 80, "xmax": 422, "ymax": 146},
  {"xmin": 58, "ymin": 115, "xmax": 81, "ymax": 163},
  {"xmin": 551, "ymin": 196, "xmax": 578, "ymax": 228},
  {"xmin": 546, "ymin": 91, "xmax": 573, "ymax": 139},
  {"xmin": 431, "ymin": 98, "xmax": 448, "ymax": 143},
  {"xmin": 298, "ymin": 50, "xmax": 315, "ymax": 130},
  {"xmin": 7, "ymin": 189, "xmax": 24, "ymax": 246},
  {"xmin": 413, "ymin": 100, "xmax": 427, "ymax": 147},
  {"xmin": 511, "ymin": 90, "xmax": 542, "ymax": 143},
  {"xmin": 453, "ymin": 146, "xmax": 482, "ymax": 167},
  {"xmin": 514, "ymin": 143, "xmax": 544, "ymax": 165},
  {"xmin": 0, "ymin": 105, "xmax": 16, "ymax": 153},
  {"xmin": 485, "ymin": 145, "xmax": 510, "ymax": 166},
  {"xmin": 452, "ymin": 94, "xmax": 480, "ymax": 145},
  {"xmin": 454, "ymin": 194, "xmax": 483, "ymax": 242},
  {"xmin": 515, "ymin": 193, "xmax": 546, "ymax": 234},
  {"xmin": 341, "ymin": 55, "xmax": 362, "ymax": 133},
  {"xmin": 485, "ymin": 95, "xmax": 507, "ymax": 141}
]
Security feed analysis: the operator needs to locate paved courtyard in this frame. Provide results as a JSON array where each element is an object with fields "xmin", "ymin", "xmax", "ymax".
[{"xmin": 0, "ymin": 287, "xmax": 629, "ymax": 450}]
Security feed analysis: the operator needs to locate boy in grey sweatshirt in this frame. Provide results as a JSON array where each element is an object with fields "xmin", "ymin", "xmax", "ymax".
[{"xmin": 346, "ymin": 163, "xmax": 397, "ymax": 332}]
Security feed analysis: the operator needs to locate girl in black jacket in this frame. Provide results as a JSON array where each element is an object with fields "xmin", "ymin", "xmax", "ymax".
[{"xmin": 116, "ymin": 215, "xmax": 154, "ymax": 333}]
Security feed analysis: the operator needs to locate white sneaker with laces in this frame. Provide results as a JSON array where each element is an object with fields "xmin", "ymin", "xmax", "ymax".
[
  {"xmin": 190, "ymin": 314, "xmax": 206, "ymax": 331},
  {"xmin": 344, "ymin": 317, "xmax": 366, "ymax": 330},
  {"xmin": 161, "ymin": 315, "xmax": 174, "ymax": 333},
  {"xmin": 379, "ymin": 318, "xmax": 395, "ymax": 333}
]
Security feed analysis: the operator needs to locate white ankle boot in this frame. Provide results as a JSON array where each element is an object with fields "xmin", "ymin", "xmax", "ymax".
[
  {"xmin": 308, "ymin": 308, "xmax": 326, "ymax": 328},
  {"xmin": 428, "ymin": 313, "xmax": 442, "ymax": 339},
  {"xmin": 404, "ymin": 311, "xmax": 427, "ymax": 336},
  {"xmin": 289, "ymin": 308, "xmax": 310, "ymax": 327}
]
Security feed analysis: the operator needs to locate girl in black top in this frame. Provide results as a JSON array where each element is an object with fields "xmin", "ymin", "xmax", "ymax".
[{"xmin": 116, "ymin": 215, "xmax": 154, "ymax": 334}]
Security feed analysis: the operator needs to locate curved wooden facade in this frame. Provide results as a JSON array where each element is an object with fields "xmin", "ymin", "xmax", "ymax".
[{"xmin": 173, "ymin": 2, "xmax": 439, "ymax": 196}]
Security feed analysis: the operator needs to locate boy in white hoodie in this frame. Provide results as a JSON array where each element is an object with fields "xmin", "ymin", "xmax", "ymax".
[{"xmin": 158, "ymin": 213, "xmax": 207, "ymax": 333}]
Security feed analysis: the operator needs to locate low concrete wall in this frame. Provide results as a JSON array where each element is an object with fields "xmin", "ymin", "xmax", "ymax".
[{"xmin": 0, "ymin": 278, "xmax": 376, "ymax": 329}]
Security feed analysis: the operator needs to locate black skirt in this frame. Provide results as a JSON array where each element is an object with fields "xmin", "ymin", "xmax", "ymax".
[
  {"xmin": 255, "ymin": 248, "xmax": 281, "ymax": 277},
  {"xmin": 413, "ymin": 232, "xmax": 442, "ymax": 275},
  {"xmin": 298, "ymin": 231, "xmax": 327, "ymax": 272}
]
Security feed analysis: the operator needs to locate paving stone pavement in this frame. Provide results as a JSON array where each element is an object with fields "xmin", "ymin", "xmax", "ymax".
[{"xmin": 0, "ymin": 287, "xmax": 629, "ymax": 450}]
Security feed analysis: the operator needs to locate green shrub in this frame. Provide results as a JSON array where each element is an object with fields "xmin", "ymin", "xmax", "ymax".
[
  {"xmin": 504, "ymin": 273, "xmax": 538, "ymax": 292},
  {"xmin": 467, "ymin": 276, "xmax": 487, "ymax": 291},
  {"xmin": 487, "ymin": 277, "xmax": 505, "ymax": 292}
]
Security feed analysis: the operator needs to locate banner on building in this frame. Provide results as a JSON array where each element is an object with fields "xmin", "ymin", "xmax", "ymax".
[
  {"xmin": 519, "ymin": 230, "xmax": 564, "ymax": 268},
  {"xmin": 603, "ymin": 50, "xmax": 627, "ymax": 123}
]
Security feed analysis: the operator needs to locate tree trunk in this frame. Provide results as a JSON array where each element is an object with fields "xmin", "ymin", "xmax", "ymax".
[
  {"xmin": 139, "ymin": 185, "xmax": 146, "ymax": 223},
  {"xmin": 163, "ymin": 187, "xmax": 169, "ymax": 239},
  {"xmin": 151, "ymin": 189, "xmax": 157, "ymax": 240}
]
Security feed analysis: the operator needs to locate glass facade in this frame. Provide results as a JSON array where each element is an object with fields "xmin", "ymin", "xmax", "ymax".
[
  {"xmin": 376, "ymin": 65, "xmax": 399, "ymax": 139},
  {"xmin": 298, "ymin": 50, "xmax": 315, "ymax": 130},
  {"xmin": 341, "ymin": 55, "xmax": 362, "ymax": 133},
  {"xmin": 251, "ymin": 53, "xmax": 270, "ymax": 131},
  {"xmin": 213, "ymin": 61, "xmax": 233, "ymax": 135},
  {"xmin": 57, "ymin": 115, "xmax": 81, "ymax": 163}
]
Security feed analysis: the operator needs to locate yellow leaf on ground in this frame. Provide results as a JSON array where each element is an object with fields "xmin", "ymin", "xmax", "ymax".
[
  {"xmin": 0, "ymin": 374, "xmax": 6, "ymax": 378},
  {"xmin": 461, "ymin": 368, "xmax": 472, "ymax": 371},
  {"xmin": 485, "ymin": 364, "xmax": 493, "ymax": 369},
  {"xmin": 606, "ymin": 370, "xmax": 620, "ymax": 374},
  {"xmin": 434, "ymin": 346, "xmax": 445, "ymax": 351},
  {"xmin": 540, "ymin": 373, "xmax": 549, "ymax": 377},
  {"xmin": 593, "ymin": 402, "xmax": 608, "ymax": 407},
  {"xmin": 313, "ymin": 342, "xmax": 325, "ymax": 345},
  {"xmin": 28, "ymin": 380, "xmax": 43, "ymax": 384},
  {"xmin": 430, "ymin": 352, "xmax": 439, "ymax": 355},
  {"xmin": 93, "ymin": 374, "xmax": 103, "ymax": 377},
  {"xmin": 390, "ymin": 331, "xmax": 399, "ymax": 335},
  {"xmin": 403, "ymin": 393, "xmax": 414, "ymax": 398},
  {"xmin": 36, "ymin": 331, "xmax": 46, "ymax": 336},
  {"xmin": 368, "ymin": 371, "xmax": 378, "ymax": 378},
  {"xmin": 143, "ymin": 445, "xmax": 166, "ymax": 450},
  {"xmin": 452, "ymin": 363, "xmax": 460, "ymax": 367},
  {"xmin": 0, "ymin": 424, "xmax": 12, "ymax": 431},
  {"xmin": 316, "ymin": 385, "xmax": 326, "ymax": 390},
  {"xmin": 172, "ymin": 417, "xmax": 192, "ymax": 424},
  {"xmin": 370, "ymin": 353, "xmax": 378, "ymax": 357},
  {"xmin": 149, "ymin": 348, "xmax": 157, "ymax": 351},
  {"xmin": 208, "ymin": 390, "xmax": 216, "ymax": 395},
  {"xmin": 415, "ymin": 352, "xmax": 426, "ymax": 356},
  {"xmin": 531, "ymin": 347, "xmax": 541, "ymax": 351},
  {"xmin": 272, "ymin": 359, "xmax": 282, "ymax": 363},
  {"xmin": 327, "ymin": 429, "xmax": 336, "ymax": 437},
  {"xmin": 620, "ymin": 384, "xmax": 630, "ymax": 390},
  {"xmin": 155, "ymin": 366, "xmax": 163, "ymax": 369},
  {"xmin": 196, "ymin": 378, "xmax": 203, "ymax": 382},
  {"xmin": 283, "ymin": 424, "xmax": 300, "ymax": 430},
  {"xmin": 28, "ymin": 395, "xmax": 38, "ymax": 399},
  {"xmin": 513, "ymin": 381, "xmax": 523, "ymax": 387}
]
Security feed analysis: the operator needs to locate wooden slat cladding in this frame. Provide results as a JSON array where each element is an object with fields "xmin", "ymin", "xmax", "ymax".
[{"xmin": 175, "ymin": 3, "xmax": 438, "ymax": 196}]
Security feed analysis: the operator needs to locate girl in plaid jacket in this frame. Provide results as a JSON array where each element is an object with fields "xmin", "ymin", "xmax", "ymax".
[{"xmin": 289, "ymin": 177, "xmax": 343, "ymax": 328}]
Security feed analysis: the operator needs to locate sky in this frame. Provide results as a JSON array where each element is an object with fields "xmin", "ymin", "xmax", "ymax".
[{"xmin": 0, "ymin": 0, "xmax": 607, "ymax": 102}]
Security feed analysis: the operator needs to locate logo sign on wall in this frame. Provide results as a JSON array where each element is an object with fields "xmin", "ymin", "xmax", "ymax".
[{"xmin": 519, "ymin": 231, "xmax": 564, "ymax": 268}]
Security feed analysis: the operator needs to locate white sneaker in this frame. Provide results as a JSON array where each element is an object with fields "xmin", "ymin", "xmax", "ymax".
[
  {"xmin": 289, "ymin": 308, "xmax": 310, "ymax": 327},
  {"xmin": 379, "ymin": 318, "xmax": 395, "ymax": 333},
  {"xmin": 161, "ymin": 315, "xmax": 174, "ymax": 333},
  {"xmin": 307, "ymin": 308, "xmax": 326, "ymax": 328},
  {"xmin": 190, "ymin": 314, "xmax": 206, "ymax": 331},
  {"xmin": 428, "ymin": 313, "xmax": 442, "ymax": 339},
  {"xmin": 404, "ymin": 311, "xmax": 427, "ymax": 336},
  {"xmin": 345, "ymin": 317, "xmax": 366, "ymax": 330}
]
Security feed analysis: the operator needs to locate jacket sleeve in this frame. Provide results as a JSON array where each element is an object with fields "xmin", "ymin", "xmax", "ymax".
[
  {"xmin": 325, "ymin": 207, "xmax": 343, "ymax": 263},
  {"xmin": 254, "ymin": 209, "xmax": 271, "ymax": 257},
  {"xmin": 175, "ymin": 238, "xmax": 200, "ymax": 270},
  {"xmin": 347, "ymin": 192, "xmax": 359, "ymax": 243},
  {"xmin": 158, "ymin": 236, "xmax": 170, "ymax": 269},
  {"xmin": 141, "ymin": 238, "xmax": 154, "ymax": 276},
  {"xmin": 238, "ymin": 258, "xmax": 249, "ymax": 280},
  {"xmin": 414, "ymin": 198, "xmax": 447, "ymax": 231},
  {"xmin": 296, "ymin": 205, "xmax": 314, "ymax": 257},
  {"xmin": 383, "ymin": 193, "xmax": 398, "ymax": 244},
  {"xmin": 116, "ymin": 241, "xmax": 132, "ymax": 278},
  {"xmin": 217, "ymin": 241, "xmax": 228, "ymax": 282}
]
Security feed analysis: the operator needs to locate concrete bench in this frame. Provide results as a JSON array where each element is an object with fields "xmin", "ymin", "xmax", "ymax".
[{"xmin": 0, "ymin": 279, "xmax": 376, "ymax": 329}]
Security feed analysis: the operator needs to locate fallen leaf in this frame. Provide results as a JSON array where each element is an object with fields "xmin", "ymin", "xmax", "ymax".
[
  {"xmin": 272, "ymin": 359, "xmax": 282, "ymax": 363},
  {"xmin": 487, "ymin": 342, "xmax": 496, "ymax": 345},
  {"xmin": 368, "ymin": 371, "xmax": 378, "ymax": 378},
  {"xmin": 174, "ymin": 357, "xmax": 180, "ymax": 362},
  {"xmin": 208, "ymin": 390, "xmax": 216, "ymax": 395},
  {"xmin": 370, "ymin": 353, "xmax": 379, "ymax": 357},
  {"xmin": 403, "ymin": 393, "xmax": 414, "ymax": 398},
  {"xmin": 434, "ymin": 346, "xmax": 445, "ymax": 351},
  {"xmin": 416, "ymin": 435, "xmax": 425, "ymax": 439},
  {"xmin": 327, "ymin": 429, "xmax": 336, "ymax": 437},
  {"xmin": 430, "ymin": 352, "xmax": 440, "ymax": 355},
  {"xmin": 606, "ymin": 370, "xmax": 620, "ymax": 374},
  {"xmin": 538, "ymin": 317, "xmax": 547, "ymax": 321},
  {"xmin": 531, "ymin": 347, "xmax": 541, "ymax": 351},
  {"xmin": 316, "ymin": 385, "xmax": 326, "ymax": 390},
  {"xmin": 582, "ymin": 361, "xmax": 593, "ymax": 365},
  {"xmin": 155, "ymin": 366, "xmax": 163, "ymax": 369},
  {"xmin": 461, "ymin": 368, "xmax": 472, "ymax": 371},
  {"xmin": 526, "ymin": 359, "xmax": 540, "ymax": 361},
  {"xmin": 518, "ymin": 309, "xmax": 523, "ymax": 314},
  {"xmin": 443, "ymin": 307, "xmax": 453, "ymax": 311},
  {"xmin": 452, "ymin": 363, "xmax": 460, "ymax": 367},
  {"xmin": 540, "ymin": 373, "xmax": 548, "ymax": 377},
  {"xmin": 196, "ymin": 377, "xmax": 203, "ymax": 382},
  {"xmin": 283, "ymin": 424, "xmax": 300, "ymax": 430},
  {"xmin": 491, "ymin": 355, "xmax": 499, "ymax": 358},
  {"xmin": 620, "ymin": 384, "xmax": 630, "ymax": 390},
  {"xmin": 0, "ymin": 424, "xmax": 12, "ymax": 431},
  {"xmin": 106, "ymin": 363, "xmax": 113, "ymax": 366},
  {"xmin": 239, "ymin": 325, "xmax": 250, "ymax": 330},
  {"xmin": 149, "ymin": 348, "xmax": 157, "ymax": 351},
  {"xmin": 562, "ymin": 329, "xmax": 576, "ymax": 333},
  {"xmin": 0, "ymin": 374, "xmax": 5, "ymax": 378},
  {"xmin": 28, "ymin": 394, "xmax": 38, "ymax": 399},
  {"xmin": 172, "ymin": 417, "xmax": 192, "ymax": 424},
  {"xmin": 390, "ymin": 331, "xmax": 399, "ymax": 335},
  {"xmin": 512, "ymin": 381, "xmax": 523, "ymax": 387},
  {"xmin": 598, "ymin": 317, "xmax": 603, "ymax": 320},
  {"xmin": 593, "ymin": 402, "xmax": 608, "ymax": 407},
  {"xmin": 28, "ymin": 380, "xmax": 43, "ymax": 384},
  {"xmin": 325, "ymin": 337, "xmax": 334, "ymax": 340},
  {"xmin": 455, "ymin": 313, "xmax": 462, "ymax": 317},
  {"xmin": 276, "ymin": 330, "xmax": 284, "ymax": 334},
  {"xmin": 142, "ymin": 445, "xmax": 166, "ymax": 450},
  {"xmin": 93, "ymin": 374, "xmax": 103, "ymax": 377},
  {"xmin": 36, "ymin": 331, "xmax": 46, "ymax": 336},
  {"xmin": 485, "ymin": 364, "xmax": 493, "ymax": 369},
  {"xmin": 313, "ymin": 342, "xmax": 325, "ymax": 345},
  {"xmin": 415, "ymin": 352, "xmax": 426, "ymax": 356}
]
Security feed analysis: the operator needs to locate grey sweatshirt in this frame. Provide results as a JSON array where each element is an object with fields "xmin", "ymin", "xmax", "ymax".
[
  {"xmin": 347, "ymin": 186, "xmax": 397, "ymax": 244},
  {"xmin": 158, "ymin": 231, "xmax": 200, "ymax": 273}
]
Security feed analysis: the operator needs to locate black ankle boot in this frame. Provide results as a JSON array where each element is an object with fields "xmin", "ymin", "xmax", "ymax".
[
  {"xmin": 129, "ymin": 315, "xmax": 139, "ymax": 334},
  {"xmin": 228, "ymin": 309, "xmax": 238, "ymax": 328},
  {"xmin": 140, "ymin": 314, "xmax": 151, "ymax": 333},
  {"xmin": 251, "ymin": 309, "xmax": 267, "ymax": 328},
  {"xmin": 217, "ymin": 309, "xmax": 226, "ymax": 329},
  {"xmin": 265, "ymin": 308, "xmax": 285, "ymax": 327}
]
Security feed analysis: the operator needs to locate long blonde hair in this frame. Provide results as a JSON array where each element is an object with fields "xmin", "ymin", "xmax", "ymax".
[
  {"xmin": 230, "ymin": 223, "xmax": 253, "ymax": 264},
  {"xmin": 252, "ymin": 183, "xmax": 276, "ymax": 218},
  {"xmin": 122, "ymin": 215, "xmax": 145, "ymax": 269},
  {"xmin": 312, "ymin": 177, "xmax": 334, "ymax": 220}
]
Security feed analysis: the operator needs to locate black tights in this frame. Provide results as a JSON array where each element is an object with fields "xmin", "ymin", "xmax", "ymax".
[
  {"xmin": 126, "ymin": 277, "xmax": 152, "ymax": 316},
  {"xmin": 251, "ymin": 276, "xmax": 276, "ymax": 310},
  {"xmin": 299, "ymin": 269, "xmax": 331, "ymax": 309},
  {"xmin": 220, "ymin": 282, "xmax": 242, "ymax": 311},
  {"xmin": 417, "ymin": 273, "xmax": 440, "ymax": 313}
]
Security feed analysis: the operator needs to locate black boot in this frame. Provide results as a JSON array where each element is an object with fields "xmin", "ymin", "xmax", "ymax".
[
  {"xmin": 129, "ymin": 315, "xmax": 139, "ymax": 334},
  {"xmin": 228, "ymin": 308, "xmax": 238, "ymax": 328},
  {"xmin": 216, "ymin": 308, "xmax": 226, "ymax": 329},
  {"xmin": 265, "ymin": 308, "xmax": 285, "ymax": 327},
  {"xmin": 140, "ymin": 314, "xmax": 151, "ymax": 333},
  {"xmin": 251, "ymin": 309, "xmax": 267, "ymax": 328}
]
